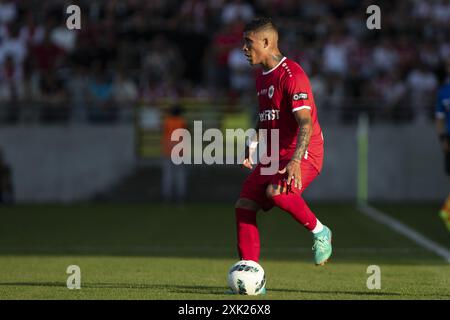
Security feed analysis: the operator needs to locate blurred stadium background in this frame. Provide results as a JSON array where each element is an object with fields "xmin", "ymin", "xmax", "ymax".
[
  {"xmin": 0, "ymin": 0, "xmax": 448, "ymax": 203},
  {"xmin": 0, "ymin": 0, "xmax": 449, "ymax": 299}
]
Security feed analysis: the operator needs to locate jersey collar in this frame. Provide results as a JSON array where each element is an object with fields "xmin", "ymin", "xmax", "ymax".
[{"xmin": 262, "ymin": 57, "xmax": 287, "ymax": 75}]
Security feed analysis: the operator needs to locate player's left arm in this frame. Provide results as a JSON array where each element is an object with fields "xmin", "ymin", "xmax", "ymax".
[
  {"xmin": 279, "ymin": 69, "xmax": 314, "ymax": 191},
  {"xmin": 283, "ymin": 110, "xmax": 312, "ymax": 190}
]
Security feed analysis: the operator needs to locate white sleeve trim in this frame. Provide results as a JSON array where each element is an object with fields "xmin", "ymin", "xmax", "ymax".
[
  {"xmin": 292, "ymin": 106, "xmax": 312, "ymax": 113},
  {"xmin": 436, "ymin": 111, "xmax": 446, "ymax": 119}
]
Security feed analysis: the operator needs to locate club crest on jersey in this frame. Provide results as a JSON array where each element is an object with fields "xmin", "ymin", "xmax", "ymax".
[
  {"xmin": 259, "ymin": 109, "xmax": 280, "ymax": 122},
  {"xmin": 293, "ymin": 92, "xmax": 308, "ymax": 101},
  {"xmin": 268, "ymin": 85, "xmax": 275, "ymax": 98}
]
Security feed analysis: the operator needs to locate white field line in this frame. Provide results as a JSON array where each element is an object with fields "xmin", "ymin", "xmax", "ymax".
[{"xmin": 359, "ymin": 204, "xmax": 450, "ymax": 263}]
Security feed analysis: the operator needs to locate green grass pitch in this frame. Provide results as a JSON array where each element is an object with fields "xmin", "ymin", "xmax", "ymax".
[{"xmin": 0, "ymin": 202, "xmax": 449, "ymax": 299}]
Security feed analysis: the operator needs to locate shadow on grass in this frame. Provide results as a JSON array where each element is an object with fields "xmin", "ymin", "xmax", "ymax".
[{"xmin": 2, "ymin": 281, "xmax": 444, "ymax": 298}]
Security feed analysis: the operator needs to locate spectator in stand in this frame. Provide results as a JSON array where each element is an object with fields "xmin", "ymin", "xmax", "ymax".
[
  {"xmin": 178, "ymin": 0, "xmax": 209, "ymax": 34},
  {"xmin": 0, "ymin": 0, "xmax": 16, "ymax": 26},
  {"xmin": 0, "ymin": 22, "xmax": 27, "ymax": 74},
  {"xmin": 420, "ymin": 40, "xmax": 441, "ymax": 71},
  {"xmin": 19, "ymin": 11, "xmax": 44, "ymax": 47},
  {"xmin": 50, "ymin": 17, "xmax": 77, "ymax": 53},
  {"xmin": 39, "ymin": 70, "xmax": 67, "ymax": 123},
  {"xmin": 87, "ymin": 62, "xmax": 116, "ymax": 123},
  {"xmin": 407, "ymin": 63, "xmax": 439, "ymax": 123},
  {"xmin": 383, "ymin": 70, "xmax": 409, "ymax": 122},
  {"xmin": 67, "ymin": 64, "xmax": 89, "ymax": 123},
  {"xmin": 113, "ymin": 68, "xmax": 138, "ymax": 121},
  {"xmin": 372, "ymin": 37, "xmax": 399, "ymax": 73},
  {"xmin": 210, "ymin": 20, "xmax": 243, "ymax": 89},
  {"xmin": 0, "ymin": 55, "xmax": 20, "ymax": 98},
  {"xmin": 431, "ymin": 0, "xmax": 450, "ymax": 26},
  {"xmin": 395, "ymin": 34, "xmax": 417, "ymax": 75},
  {"xmin": 142, "ymin": 35, "xmax": 184, "ymax": 85},
  {"xmin": 0, "ymin": 55, "xmax": 20, "ymax": 122},
  {"xmin": 322, "ymin": 29, "xmax": 350, "ymax": 76},
  {"xmin": 31, "ymin": 28, "xmax": 65, "ymax": 74},
  {"xmin": 227, "ymin": 45, "xmax": 253, "ymax": 94},
  {"xmin": 221, "ymin": 0, "xmax": 254, "ymax": 25}
]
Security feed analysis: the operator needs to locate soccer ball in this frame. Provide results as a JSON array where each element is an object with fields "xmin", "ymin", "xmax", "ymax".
[{"xmin": 227, "ymin": 260, "xmax": 266, "ymax": 295}]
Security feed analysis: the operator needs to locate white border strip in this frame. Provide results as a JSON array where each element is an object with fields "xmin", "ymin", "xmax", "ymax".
[
  {"xmin": 359, "ymin": 204, "xmax": 450, "ymax": 263},
  {"xmin": 292, "ymin": 106, "xmax": 311, "ymax": 113}
]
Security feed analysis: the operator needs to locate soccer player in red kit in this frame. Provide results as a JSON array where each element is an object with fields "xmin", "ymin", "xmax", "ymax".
[{"xmin": 235, "ymin": 17, "xmax": 332, "ymax": 267}]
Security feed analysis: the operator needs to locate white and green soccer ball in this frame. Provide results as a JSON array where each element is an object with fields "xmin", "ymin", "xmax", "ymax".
[{"xmin": 227, "ymin": 260, "xmax": 266, "ymax": 295}]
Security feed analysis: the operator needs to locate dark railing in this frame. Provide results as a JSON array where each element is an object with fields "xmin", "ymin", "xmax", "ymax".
[{"xmin": 0, "ymin": 96, "xmax": 437, "ymax": 126}]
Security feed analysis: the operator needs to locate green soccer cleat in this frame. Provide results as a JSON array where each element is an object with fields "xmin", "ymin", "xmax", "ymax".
[{"xmin": 312, "ymin": 225, "xmax": 332, "ymax": 266}]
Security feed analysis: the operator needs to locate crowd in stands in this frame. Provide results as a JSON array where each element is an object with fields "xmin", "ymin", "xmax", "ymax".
[{"xmin": 0, "ymin": 0, "xmax": 449, "ymax": 124}]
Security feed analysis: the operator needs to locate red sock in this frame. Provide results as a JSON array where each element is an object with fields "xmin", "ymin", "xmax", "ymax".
[
  {"xmin": 271, "ymin": 193, "xmax": 317, "ymax": 231},
  {"xmin": 235, "ymin": 208, "xmax": 260, "ymax": 262}
]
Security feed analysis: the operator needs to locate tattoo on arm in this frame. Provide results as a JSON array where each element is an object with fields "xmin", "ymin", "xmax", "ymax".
[{"xmin": 292, "ymin": 117, "xmax": 312, "ymax": 162}]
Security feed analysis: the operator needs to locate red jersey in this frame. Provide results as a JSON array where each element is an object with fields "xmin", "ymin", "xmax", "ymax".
[{"xmin": 255, "ymin": 57, "xmax": 324, "ymax": 172}]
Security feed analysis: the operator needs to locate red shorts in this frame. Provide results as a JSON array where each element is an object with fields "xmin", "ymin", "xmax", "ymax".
[{"xmin": 239, "ymin": 159, "xmax": 319, "ymax": 211}]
